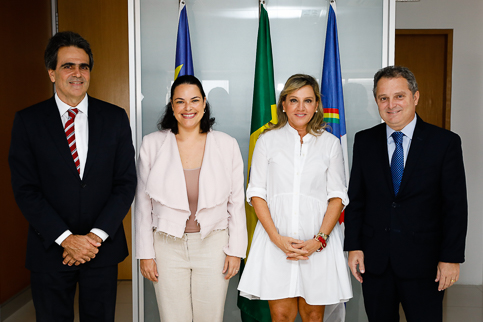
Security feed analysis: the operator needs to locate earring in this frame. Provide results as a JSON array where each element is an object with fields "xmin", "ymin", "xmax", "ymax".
[
  {"xmin": 283, "ymin": 110, "xmax": 286, "ymax": 113},
  {"xmin": 203, "ymin": 110, "xmax": 206, "ymax": 114},
  {"xmin": 315, "ymin": 110, "xmax": 318, "ymax": 113}
]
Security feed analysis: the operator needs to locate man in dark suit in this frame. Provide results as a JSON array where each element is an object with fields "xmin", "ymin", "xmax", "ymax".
[
  {"xmin": 8, "ymin": 31, "xmax": 136, "ymax": 322},
  {"xmin": 344, "ymin": 66, "xmax": 467, "ymax": 321}
]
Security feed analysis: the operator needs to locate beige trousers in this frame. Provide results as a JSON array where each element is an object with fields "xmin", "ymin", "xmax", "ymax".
[{"xmin": 153, "ymin": 229, "xmax": 229, "ymax": 322}]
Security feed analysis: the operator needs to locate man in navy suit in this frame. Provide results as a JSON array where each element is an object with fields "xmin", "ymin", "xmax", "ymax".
[
  {"xmin": 9, "ymin": 31, "xmax": 136, "ymax": 322},
  {"xmin": 344, "ymin": 66, "xmax": 467, "ymax": 321}
]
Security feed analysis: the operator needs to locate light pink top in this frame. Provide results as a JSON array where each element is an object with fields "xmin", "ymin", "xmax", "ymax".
[
  {"xmin": 184, "ymin": 168, "xmax": 201, "ymax": 233},
  {"xmin": 135, "ymin": 130, "xmax": 248, "ymax": 259}
]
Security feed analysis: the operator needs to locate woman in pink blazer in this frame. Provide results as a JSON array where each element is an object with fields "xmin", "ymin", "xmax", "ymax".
[{"xmin": 135, "ymin": 75, "xmax": 247, "ymax": 322}]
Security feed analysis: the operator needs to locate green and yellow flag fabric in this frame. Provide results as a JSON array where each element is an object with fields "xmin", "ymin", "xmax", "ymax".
[
  {"xmin": 246, "ymin": 3, "xmax": 278, "ymax": 256},
  {"xmin": 237, "ymin": 3, "xmax": 277, "ymax": 322}
]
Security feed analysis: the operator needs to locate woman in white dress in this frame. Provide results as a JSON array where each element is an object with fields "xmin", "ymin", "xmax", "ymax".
[{"xmin": 238, "ymin": 74, "xmax": 352, "ymax": 321}]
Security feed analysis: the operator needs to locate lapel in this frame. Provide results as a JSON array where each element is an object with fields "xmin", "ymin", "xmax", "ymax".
[
  {"xmin": 144, "ymin": 131, "xmax": 230, "ymax": 213},
  {"xmin": 197, "ymin": 132, "xmax": 230, "ymax": 213},
  {"xmin": 43, "ymin": 96, "xmax": 81, "ymax": 179},
  {"xmin": 145, "ymin": 131, "xmax": 190, "ymax": 212},
  {"xmin": 397, "ymin": 115, "xmax": 427, "ymax": 196},
  {"xmin": 83, "ymin": 96, "xmax": 102, "ymax": 179}
]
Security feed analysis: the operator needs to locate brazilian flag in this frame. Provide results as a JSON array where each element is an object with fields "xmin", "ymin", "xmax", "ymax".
[{"xmin": 237, "ymin": 3, "xmax": 277, "ymax": 322}]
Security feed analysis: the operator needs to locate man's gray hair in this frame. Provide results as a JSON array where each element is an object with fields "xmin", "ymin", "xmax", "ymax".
[{"xmin": 373, "ymin": 66, "xmax": 419, "ymax": 97}]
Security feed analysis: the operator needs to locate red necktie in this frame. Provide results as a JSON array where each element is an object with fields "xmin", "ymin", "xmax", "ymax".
[{"xmin": 65, "ymin": 109, "xmax": 80, "ymax": 174}]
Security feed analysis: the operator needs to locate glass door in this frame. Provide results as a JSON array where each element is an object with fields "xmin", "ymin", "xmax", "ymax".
[{"xmin": 131, "ymin": 0, "xmax": 395, "ymax": 320}]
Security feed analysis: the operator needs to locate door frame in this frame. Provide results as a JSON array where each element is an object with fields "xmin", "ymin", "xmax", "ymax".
[
  {"xmin": 128, "ymin": 0, "xmax": 143, "ymax": 321},
  {"xmin": 396, "ymin": 29, "xmax": 453, "ymax": 129}
]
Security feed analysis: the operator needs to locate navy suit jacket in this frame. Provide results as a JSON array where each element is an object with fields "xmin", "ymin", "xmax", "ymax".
[
  {"xmin": 9, "ymin": 95, "xmax": 137, "ymax": 272},
  {"xmin": 344, "ymin": 115, "xmax": 467, "ymax": 279}
]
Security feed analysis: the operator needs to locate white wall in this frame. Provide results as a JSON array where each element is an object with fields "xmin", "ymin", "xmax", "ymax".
[{"xmin": 396, "ymin": 0, "xmax": 483, "ymax": 285}]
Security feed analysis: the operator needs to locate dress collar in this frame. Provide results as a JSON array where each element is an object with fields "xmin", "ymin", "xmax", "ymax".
[{"xmin": 283, "ymin": 122, "xmax": 315, "ymax": 143}]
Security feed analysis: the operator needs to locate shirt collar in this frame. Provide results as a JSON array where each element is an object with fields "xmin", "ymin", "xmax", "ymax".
[
  {"xmin": 386, "ymin": 113, "xmax": 417, "ymax": 140},
  {"xmin": 283, "ymin": 122, "xmax": 314, "ymax": 142},
  {"xmin": 55, "ymin": 93, "xmax": 89, "ymax": 117}
]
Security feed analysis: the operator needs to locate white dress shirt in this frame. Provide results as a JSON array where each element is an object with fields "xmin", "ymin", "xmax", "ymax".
[
  {"xmin": 386, "ymin": 114, "xmax": 417, "ymax": 167},
  {"xmin": 56, "ymin": 94, "xmax": 89, "ymax": 178},
  {"xmin": 54, "ymin": 93, "xmax": 108, "ymax": 245}
]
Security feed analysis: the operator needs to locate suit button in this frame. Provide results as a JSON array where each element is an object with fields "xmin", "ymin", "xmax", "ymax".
[
  {"xmin": 392, "ymin": 202, "xmax": 397, "ymax": 208},
  {"xmin": 81, "ymin": 183, "xmax": 87, "ymax": 188},
  {"xmin": 384, "ymin": 228, "xmax": 390, "ymax": 232}
]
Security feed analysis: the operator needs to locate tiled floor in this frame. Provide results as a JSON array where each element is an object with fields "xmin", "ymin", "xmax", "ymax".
[{"xmin": 4, "ymin": 282, "xmax": 482, "ymax": 321}]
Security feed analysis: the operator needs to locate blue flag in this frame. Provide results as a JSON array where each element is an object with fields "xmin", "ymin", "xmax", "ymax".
[
  {"xmin": 174, "ymin": 2, "xmax": 194, "ymax": 80},
  {"xmin": 321, "ymin": 2, "xmax": 349, "ymax": 191},
  {"xmin": 322, "ymin": 3, "xmax": 346, "ymax": 139},
  {"xmin": 320, "ymin": 4, "xmax": 349, "ymax": 321}
]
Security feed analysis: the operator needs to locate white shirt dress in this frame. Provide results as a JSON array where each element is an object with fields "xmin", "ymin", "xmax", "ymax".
[{"xmin": 238, "ymin": 124, "xmax": 353, "ymax": 305}]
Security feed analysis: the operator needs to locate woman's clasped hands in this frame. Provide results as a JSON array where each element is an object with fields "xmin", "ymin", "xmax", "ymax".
[{"xmin": 272, "ymin": 234, "xmax": 322, "ymax": 261}]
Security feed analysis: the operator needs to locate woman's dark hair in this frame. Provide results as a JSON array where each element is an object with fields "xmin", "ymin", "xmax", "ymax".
[
  {"xmin": 158, "ymin": 75, "xmax": 215, "ymax": 134},
  {"xmin": 44, "ymin": 31, "xmax": 94, "ymax": 71}
]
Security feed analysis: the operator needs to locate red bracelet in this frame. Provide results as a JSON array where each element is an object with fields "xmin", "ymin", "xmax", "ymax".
[{"xmin": 314, "ymin": 235, "xmax": 327, "ymax": 252}]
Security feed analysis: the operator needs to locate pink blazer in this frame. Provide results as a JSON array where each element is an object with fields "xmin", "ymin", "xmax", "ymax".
[{"xmin": 135, "ymin": 130, "xmax": 247, "ymax": 259}]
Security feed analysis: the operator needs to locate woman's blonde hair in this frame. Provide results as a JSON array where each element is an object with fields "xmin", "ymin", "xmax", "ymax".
[{"xmin": 267, "ymin": 74, "xmax": 326, "ymax": 136}]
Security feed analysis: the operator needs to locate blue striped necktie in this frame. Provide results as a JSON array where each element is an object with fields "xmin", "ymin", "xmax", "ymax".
[{"xmin": 391, "ymin": 131, "xmax": 404, "ymax": 195}]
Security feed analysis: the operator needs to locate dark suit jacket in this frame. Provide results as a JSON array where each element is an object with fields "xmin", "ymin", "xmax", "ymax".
[
  {"xmin": 344, "ymin": 115, "xmax": 467, "ymax": 279},
  {"xmin": 9, "ymin": 95, "xmax": 137, "ymax": 272}
]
